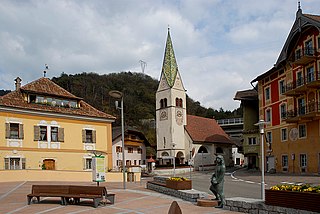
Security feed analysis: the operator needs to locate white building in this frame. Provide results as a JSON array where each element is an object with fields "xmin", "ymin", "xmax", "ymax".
[{"xmin": 156, "ymin": 29, "xmax": 235, "ymax": 168}]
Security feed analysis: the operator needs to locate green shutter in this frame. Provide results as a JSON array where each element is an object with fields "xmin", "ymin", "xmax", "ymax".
[
  {"xmin": 4, "ymin": 158, "xmax": 9, "ymax": 169},
  {"xmin": 58, "ymin": 128, "xmax": 64, "ymax": 142},
  {"xmin": 92, "ymin": 130, "xmax": 96, "ymax": 143},
  {"xmin": 19, "ymin": 124, "xmax": 24, "ymax": 139},
  {"xmin": 5, "ymin": 123, "xmax": 10, "ymax": 139},
  {"xmin": 82, "ymin": 130, "xmax": 86, "ymax": 143},
  {"xmin": 34, "ymin": 126, "xmax": 40, "ymax": 141},
  {"xmin": 22, "ymin": 158, "xmax": 26, "ymax": 169}
]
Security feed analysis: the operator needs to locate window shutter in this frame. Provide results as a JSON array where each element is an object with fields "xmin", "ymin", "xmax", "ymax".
[
  {"xmin": 4, "ymin": 158, "xmax": 9, "ymax": 169},
  {"xmin": 22, "ymin": 158, "xmax": 26, "ymax": 169},
  {"xmin": 19, "ymin": 124, "xmax": 24, "ymax": 139},
  {"xmin": 5, "ymin": 123, "xmax": 10, "ymax": 139},
  {"xmin": 58, "ymin": 128, "xmax": 64, "ymax": 142},
  {"xmin": 92, "ymin": 130, "xmax": 96, "ymax": 143},
  {"xmin": 82, "ymin": 130, "xmax": 86, "ymax": 143},
  {"xmin": 34, "ymin": 126, "xmax": 40, "ymax": 141}
]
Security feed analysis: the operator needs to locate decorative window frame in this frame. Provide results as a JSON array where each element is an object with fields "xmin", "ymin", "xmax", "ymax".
[
  {"xmin": 281, "ymin": 128, "xmax": 288, "ymax": 142},
  {"xmin": 298, "ymin": 123, "xmax": 307, "ymax": 139},
  {"xmin": 5, "ymin": 118, "xmax": 24, "ymax": 147}
]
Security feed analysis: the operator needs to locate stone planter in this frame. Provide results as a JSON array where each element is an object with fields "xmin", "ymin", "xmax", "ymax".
[
  {"xmin": 265, "ymin": 189, "xmax": 320, "ymax": 213},
  {"xmin": 166, "ymin": 180, "xmax": 192, "ymax": 190}
]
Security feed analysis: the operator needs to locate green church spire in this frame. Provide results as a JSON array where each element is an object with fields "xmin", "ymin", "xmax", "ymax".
[{"xmin": 161, "ymin": 28, "xmax": 178, "ymax": 88}]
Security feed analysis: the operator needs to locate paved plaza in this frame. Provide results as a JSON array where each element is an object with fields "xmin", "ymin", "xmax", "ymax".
[{"xmin": 0, "ymin": 179, "xmax": 240, "ymax": 214}]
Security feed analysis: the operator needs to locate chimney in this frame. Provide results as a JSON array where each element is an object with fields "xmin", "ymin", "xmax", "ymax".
[{"xmin": 14, "ymin": 77, "xmax": 22, "ymax": 90}]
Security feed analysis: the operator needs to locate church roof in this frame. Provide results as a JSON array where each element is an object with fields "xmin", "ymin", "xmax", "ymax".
[
  {"xmin": 161, "ymin": 29, "xmax": 179, "ymax": 88},
  {"xmin": 0, "ymin": 77, "xmax": 115, "ymax": 120},
  {"xmin": 185, "ymin": 115, "xmax": 234, "ymax": 145}
]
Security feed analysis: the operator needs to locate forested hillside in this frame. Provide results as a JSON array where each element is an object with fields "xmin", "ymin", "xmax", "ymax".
[{"xmin": 52, "ymin": 72, "xmax": 242, "ymax": 128}]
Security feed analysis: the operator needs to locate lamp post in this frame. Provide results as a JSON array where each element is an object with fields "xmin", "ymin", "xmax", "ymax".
[
  {"xmin": 109, "ymin": 90, "xmax": 126, "ymax": 189},
  {"xmin": 255, "ymin": 119, "xmax": 268, "ymax": 201}
]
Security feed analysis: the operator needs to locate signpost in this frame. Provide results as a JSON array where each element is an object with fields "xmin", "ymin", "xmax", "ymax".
[{"xmin": 92, "ymin": 155, "xmax": 105, "ymax": 186}]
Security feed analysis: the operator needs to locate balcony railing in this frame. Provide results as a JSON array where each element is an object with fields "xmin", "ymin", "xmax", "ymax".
[
  {"xmin": 293, "ymin": 48, "xmax": 318, "ymax": 65},
  {"xmin": 284, "ymin": 71, "xmax": 320, "ymax": 96},
  {"xmin": 217, "ymin": 118, "xmax": 243, "ymax": 125},
  {"xmin": 284, "ymin": 102, "xmax": 320, "ymax": 122}
]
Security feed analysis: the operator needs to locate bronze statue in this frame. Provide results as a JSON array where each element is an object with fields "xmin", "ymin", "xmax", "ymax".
[{"xmin": 210, "ymin": 155, "xmax": 225, "ymax": 208}]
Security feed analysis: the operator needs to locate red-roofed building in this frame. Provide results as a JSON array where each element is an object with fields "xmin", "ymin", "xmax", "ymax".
[
  {"xmin": 156, "ymin": 29, "xmax": 234, "ymax": 169},
  {"xmin": 0, "ymin": 77, "xmax": 115, "ymax": 179}
]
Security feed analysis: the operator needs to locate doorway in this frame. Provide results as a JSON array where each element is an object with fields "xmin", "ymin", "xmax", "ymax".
[{"xmin": 43, "ymin": 159, "xmax": 55, "ymax": 170}]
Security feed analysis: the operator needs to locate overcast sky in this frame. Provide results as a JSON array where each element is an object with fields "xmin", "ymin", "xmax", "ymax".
[{"xmin": 1, "ymin": 0, "xmax": 319, "ymax": 110}]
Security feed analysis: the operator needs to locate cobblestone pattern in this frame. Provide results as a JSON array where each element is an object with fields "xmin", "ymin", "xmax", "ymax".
[
  {"xmin": 224, "ymin": 199, "xmax": 319, "ymax": 214},
  {"xmin": 146, "ymin": 182, "xmax": 199, "ymax": 202}
]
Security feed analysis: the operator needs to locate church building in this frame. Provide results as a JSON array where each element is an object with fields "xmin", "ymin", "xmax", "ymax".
[{"xmin": 156, "ymin": 29, "xmax": 234, "ymax": 168}]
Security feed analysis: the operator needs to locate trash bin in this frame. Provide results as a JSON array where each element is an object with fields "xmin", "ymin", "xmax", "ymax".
[{"xmin": 127, "ymin": 172, "xmax": 134, "ymax": 182}]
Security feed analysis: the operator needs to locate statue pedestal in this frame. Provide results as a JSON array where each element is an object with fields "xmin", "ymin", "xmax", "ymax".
[{"xmin": 196, "ymin": 199, "xmax": 219, "ymax": 207}]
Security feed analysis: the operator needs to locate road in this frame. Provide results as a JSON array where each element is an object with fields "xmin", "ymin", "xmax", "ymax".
[{"xmin": 189, "ymin": 170, "xmax": 262, "ymax": 199}]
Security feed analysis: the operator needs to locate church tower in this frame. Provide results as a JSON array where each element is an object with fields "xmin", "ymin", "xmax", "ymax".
[{"xmin": 156, "ymin": 29, "xmax": 187, "ymax": 163}]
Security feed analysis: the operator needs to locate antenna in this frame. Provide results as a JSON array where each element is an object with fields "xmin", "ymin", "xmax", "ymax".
[
  {"xmin": 43, "ymin": 64, "xmax": 49, "ymax": 77},
  {"xmin": 139, "ymin": 60, "xmax": 147, "ymax": 73}
]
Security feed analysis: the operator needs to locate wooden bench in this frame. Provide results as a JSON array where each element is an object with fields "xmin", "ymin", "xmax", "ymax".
[
  {"xmin": 27, "ymin": 185, "xmax": 69, "ymax": 205},
  {"xmin": 27, "ymin": 185, "xmax": 115, "ymax": 208}
]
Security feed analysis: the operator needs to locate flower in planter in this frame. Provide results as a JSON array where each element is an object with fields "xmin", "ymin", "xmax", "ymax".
[
  {"xmin": 270, "ymin": 184, "xmax": 320, "ymax": 193},
  {"xmin": 168, "ymin": 177, "xmax": 189, "ymax": 181}
]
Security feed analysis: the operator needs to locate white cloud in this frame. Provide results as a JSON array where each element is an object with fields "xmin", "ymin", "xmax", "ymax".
[{"xmin": 0, "ymin": 0, "xmax": 319, "ymax": 110}]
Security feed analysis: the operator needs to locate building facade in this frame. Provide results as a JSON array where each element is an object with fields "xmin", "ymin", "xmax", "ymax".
[
  {"xmin": 0, "ymin": 77, "xmax": 115, "ymax": 172},
  {"xmin": 252, "ymin": 7, "xmax": 320, "ymax": 174},
  {"xmin": 112, "ymin": 126, "xmax": 150, "ymax": 171},
  {"xmin": 234, "ymin": 89, "xmax": 259, "ymax": 169}
]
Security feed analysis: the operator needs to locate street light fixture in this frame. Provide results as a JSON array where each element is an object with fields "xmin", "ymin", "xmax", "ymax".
[
  {"xmin": 255, "ymin": 119, "xmax": 268, "ymax": 201},
  {"xmin": 109, "ymin": 90, "xmax": 126, "ymax": 189}
]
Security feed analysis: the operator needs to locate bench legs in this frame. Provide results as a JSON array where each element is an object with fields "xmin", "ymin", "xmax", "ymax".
[
  {"xmin": 106, "ymin": 194, "xmax": 115, "ymax": 204},
  {"xmin": 27, "ymin": 196, "xmax": 40, "ymax": 205}
]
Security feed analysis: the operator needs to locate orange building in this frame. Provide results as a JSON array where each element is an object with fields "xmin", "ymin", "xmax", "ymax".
[{"xmin": 252, "ymin": 7, "xmax": 320, "ymax": 174}]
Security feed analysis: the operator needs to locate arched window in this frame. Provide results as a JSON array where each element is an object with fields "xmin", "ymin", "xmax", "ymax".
[
  {"xmin": 175, "ymin": 97, "xmax": 183, "ymax": 107},
  {"xmin": 164, "ymin": 98, "xmax": 167, "ymax": 107},
  {"xmin": 160, "ymin": 100, "xmax": 164, "ymax": 108},
  {"xmin": 198, "ymin": 146, "xmax": 208, "ymax": 153}
]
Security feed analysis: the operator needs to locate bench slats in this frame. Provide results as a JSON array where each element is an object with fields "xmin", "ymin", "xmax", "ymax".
[{"xmin": 27, "ymin": 185, "xmax": 115, "ymax": 208}]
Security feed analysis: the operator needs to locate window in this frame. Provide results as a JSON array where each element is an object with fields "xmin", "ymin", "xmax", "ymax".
[
  {"xmin": 160, "ymin": 98, "xmax": 168, "ymax": 108},
  {"xmin": 51, "ymin": 127, "xmax": 58, "ymax": 142},
  {"xmin": 282, "ymin": 155, "xmax": 288, "ymax": 168},
  {"xmin": 6, "ymin": 123, "xmax": 23, "ymax": 139},
  {"xmin": 84, "ymin": 158, "xmax": 92, "ymax": 170},
  {"xmin": 34, "ymin": 125, "xmax": 64, "ymax": 142},
  {"xmin": 266, "ymin": 109, "xmax": 271, "ymax": 122},
  {"xmin": 175, "ymin": 98, "xmax": 183, "ymax": 107},
  {"xmin": 305, "ymin": 39, "xmax": 313, "ymax": 55},
  {"xmin": 266, "ymin": 132, "xmax": 272, "ymax": 151},
  {"xmin": 82, "ymin": 129, "xmax": 96, "ymax": 143},
  {"xmin": 265, "ymin": 87, "xmax": 270, "ymax": 101},
  {"xmin": 307, "ymin": 66, "xmax": 315, "ymax": 83},
  {"xmin": 134, "ymin": 160, "xmax": 137, "ymax": 165},
  {"xmin": 248, "ymin": 137, "xmax": 257, "ymax": 145},
  {"xmin": 4, "ymin": 157, "xmax": 26, "ymax": 170},
  {"xmin": 281, "ymin": 128, "xmax": 287, "ymax": 141},
  {"xmin": 298, "ymin": 97, "xmax": 305, "ymax": 115},
  {"xmin": 300, "ymin": 154, "xmax": 307, "ymax": 168},
  {"xmin": 295, "ymin": 49, "xmax": 301, "ymax": 60},
  {"xmin": 40, "ymin": 126, "xmax": 47, "ymax": 141},
  {"xmin": 279, "ymin": 80, "xmax": 285, "ymax": 94},
  {"xmin": 137, "ymin": 148, "xmax": 142, "ymax": 154},
  {"xmin": 318, "ymin": 36, "xmax": 320, "ymax": 49},
  {"xmin": 126, "ymin": 160, "xmax": 131, "ymax": 166},
  {"xmin": 116, "ymin": 146, "xmax": 122, "ymax": 153},
  {"xmin": 297, "ymin": 72, "xmax": 303, "ymax": 87},
  {"xmin": 128, "ymin": 147, "xmax": 133, "ymax": 153},
  {"xmin": 280, "ymin": 104, "xmax": 286, "ymax": 119},
  {"xmin": 298, "ymin": 124, "xmax": 306, "ymax": 138}
]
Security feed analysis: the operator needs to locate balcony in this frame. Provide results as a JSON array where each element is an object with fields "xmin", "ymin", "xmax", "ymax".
[
  {"xmin": 292, "ymin": 48, "xmax": 318, "ymax": 65},
  {"xmin": 284, "ymin": 102, "xmax": 320, "ymax": 123},
  {"xmin": 284, "ymin": 71, "xmax": 320, "ymax": 96},
  {"xmin": 217, "ymin": 118, "xmax": 243, "ymax": 126}
]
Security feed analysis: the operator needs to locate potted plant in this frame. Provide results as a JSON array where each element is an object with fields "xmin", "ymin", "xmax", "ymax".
[
  {"xmin": 166, "ymin": 177, "xmax": 192, "ymax": 190},
  {"xmin": 266, "ymin": 184, "xmax": 320, "ymax": 212}
]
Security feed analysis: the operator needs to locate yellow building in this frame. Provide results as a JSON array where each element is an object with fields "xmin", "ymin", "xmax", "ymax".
[
  {"xmin": 0, "ymin": 77, "xmax": 115, "ymax": 175},
  {"xmin": 251, "ymin": 7, "xmax": 320, "ymax": 174}
]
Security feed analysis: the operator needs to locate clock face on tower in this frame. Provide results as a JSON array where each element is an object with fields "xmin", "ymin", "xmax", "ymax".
[
  {"xmin": 175, "ymin": 109, "xmax": 183, "ymax": 125},
  {"xmin": 160, "ymin": 109, "xmax": 168, "ymax": 120}
]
